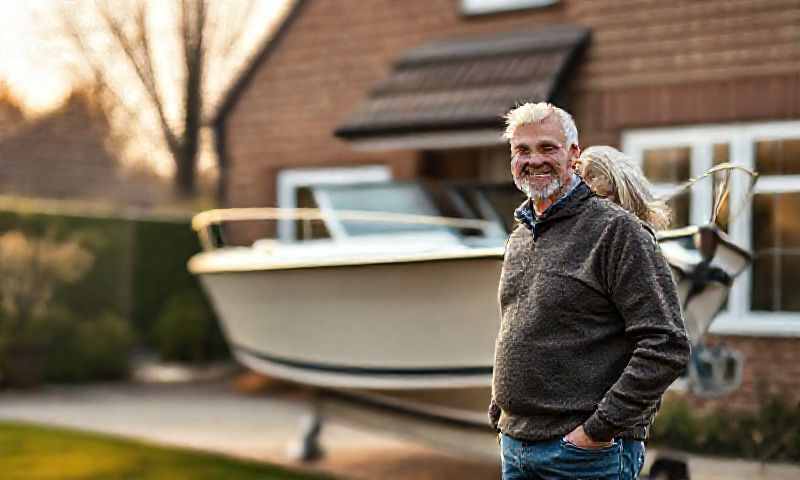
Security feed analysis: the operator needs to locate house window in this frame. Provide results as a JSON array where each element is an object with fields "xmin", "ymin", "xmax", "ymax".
[
  {"xmin": 751, "ymin": 138, "xmax": 800, "ymax": 313},
  {"xmin": 624, "ymin": 120, "xmax": 800, "ymax": 337},
  {"xmin": 276, "ymin": 165, "xmax": 392, "ymax": 241},
  {"xmin": 461, "ymin": 0, "xmax": 558, "ymax": 16},
  {"xmin": 641, "ymin": 146, "xmax": 692, "ymax": 228}
]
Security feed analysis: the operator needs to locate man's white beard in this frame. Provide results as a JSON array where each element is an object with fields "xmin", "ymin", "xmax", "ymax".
[{"xmin": 515, "ymin": 175, "xmax": 562, "ymax": 200}]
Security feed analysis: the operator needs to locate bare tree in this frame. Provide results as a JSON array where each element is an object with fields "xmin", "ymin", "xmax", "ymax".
[{"xmin": 57, "ymin": 0, "xmax": 260, "ymax": 199}]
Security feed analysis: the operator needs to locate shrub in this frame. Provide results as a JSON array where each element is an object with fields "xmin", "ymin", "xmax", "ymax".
[
  {"xmin": 42, "ymin": 310, "xmax": 136, "ymax": 383},
  {"xmin": 0, "ymin": 231, "xmax": 97, "ymax": 387},
  {"xmin": 0, "ymin": 230, "xmax": 93, "ymax": 323},
  {"xmin": 650, "ymin": 397, "xmax": 699, "ymax": 449},
  {"xmin": 0, "ymin": 208, "xmax": 226, "ymax": 365},
  {"xmin": 0, "ymin": 308, "xmax": 136, "ymax": 386},
  {"xmin": 650, "ymin": 396, "xmax": 800, "ymax": 462},
  {"xmin": 130, "ymin": 219, "xmax": 206, "ymax": 339},
  {"xmin": 154, "ymin": 289, "xmax": 228, "ymax": 364},
  {"xmin": 0, "ymin": 313, "xmax": 49, "ymax": 387},
  {"xmin": 0, "ymin": 208, "xmax": 228, "ymax": 374}
]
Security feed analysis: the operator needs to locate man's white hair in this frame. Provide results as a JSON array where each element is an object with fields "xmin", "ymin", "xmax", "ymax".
[{"xmin": 502, "ymin": 102, "xmax": 579, "ymax": 149}]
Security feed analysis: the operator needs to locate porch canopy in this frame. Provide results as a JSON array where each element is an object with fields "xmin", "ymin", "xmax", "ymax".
[{"xmin": 334, "ymin": 25, "xmax": 589, "ymax": 151}]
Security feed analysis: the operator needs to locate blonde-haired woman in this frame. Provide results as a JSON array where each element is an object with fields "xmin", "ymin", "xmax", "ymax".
[{"xmin": 575, "ymin": 146, "xmax": 672, "ymax": 230}]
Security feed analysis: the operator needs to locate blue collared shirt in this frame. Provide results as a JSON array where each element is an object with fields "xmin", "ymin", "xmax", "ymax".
[{"xmin": 514, "ymin": 173, "xmax": 582, "ymax": 232}]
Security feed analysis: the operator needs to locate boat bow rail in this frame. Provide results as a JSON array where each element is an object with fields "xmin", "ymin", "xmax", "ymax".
[{"xmin": 191, "ymin": 207, "xmax": 503, "ymax": 252}]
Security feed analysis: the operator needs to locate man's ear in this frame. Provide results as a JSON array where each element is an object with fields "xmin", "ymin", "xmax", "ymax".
[{"xmin": 570, "ymin": 144, "xmax": 581, "ymax": 167}]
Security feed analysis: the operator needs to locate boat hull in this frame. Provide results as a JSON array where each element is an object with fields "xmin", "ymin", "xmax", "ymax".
[{"xmin": 193, "ymin": 251, "xmax": 503, "ymax": 390}]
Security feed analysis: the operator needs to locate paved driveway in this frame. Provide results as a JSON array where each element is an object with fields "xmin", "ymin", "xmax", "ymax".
[
  {"xmin": 0, "ymin": 380, "xmax": 797, "ymax": 480},
  {"xmin": 0, "ymin": 380, "xmax": 499, "ymax": 479}
]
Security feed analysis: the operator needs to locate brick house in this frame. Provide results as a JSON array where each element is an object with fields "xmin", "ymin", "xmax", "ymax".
[
  {"xmin": 0, "ymin": 91, "xmax": 171, "ymax": 207},
  {"xmin": 214, "ymin": 0, "xmax": 800, "ymax": 411}
]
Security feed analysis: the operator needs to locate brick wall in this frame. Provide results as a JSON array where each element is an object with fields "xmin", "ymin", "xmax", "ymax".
[
  {"xmin": 225, "ymin": 0, "xmax": 800, "ymax": 206},
  {"xmin": 688, "ymin": 335, "xmax": 800, "ymax": 412},
  {"xmin": 224, "ymin": 0, "xmax": 800, "ymax": 411}
]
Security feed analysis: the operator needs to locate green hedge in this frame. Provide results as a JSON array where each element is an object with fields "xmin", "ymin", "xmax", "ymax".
[
  {"xmin": 0, "ymin": 208, "xmax": 227, "ymax": 365},
  {"xmin": 154, "ymin": 289, "xmax": 228, "ymax": 363},
  {"xmin": 34, "ymin": 309, "xmax": 135, "ymax": 383}
]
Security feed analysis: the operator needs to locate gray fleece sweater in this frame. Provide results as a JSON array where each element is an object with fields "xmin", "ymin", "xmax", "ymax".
[{"xmin": 490, "ymin": 182, "xmax": 690, "ymax": 442}]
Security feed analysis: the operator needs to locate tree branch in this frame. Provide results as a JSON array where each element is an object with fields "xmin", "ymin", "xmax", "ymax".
[
  {"xmin": 58, "ymin": 4, "xmax": 141, "ymax": 123},
  {"xmin": 97, "ymin": 0, "xmax": 181, "ymax": 156},
  {"xmin": 212, "ymin": 0, "xmax": 255, "ymax": 60}
]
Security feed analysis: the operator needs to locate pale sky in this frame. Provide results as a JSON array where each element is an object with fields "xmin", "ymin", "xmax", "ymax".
[
  {"xmin": 0, "ymin": 0, "xmax": 73, "ymax": 112},
  {"xmin": 0, "ymin": 0, "xmax": 290, "ymax": 175}
]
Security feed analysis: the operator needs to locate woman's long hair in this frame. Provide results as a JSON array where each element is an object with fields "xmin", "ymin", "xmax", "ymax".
[{"xmin": 578, "ymin": 146, "xmax": 672, "ymax": 230}]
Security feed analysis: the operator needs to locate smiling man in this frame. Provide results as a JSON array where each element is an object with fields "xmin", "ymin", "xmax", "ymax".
[{"xmin": 489, "ymin": 103, "xmax": 690, "ymax": 480}]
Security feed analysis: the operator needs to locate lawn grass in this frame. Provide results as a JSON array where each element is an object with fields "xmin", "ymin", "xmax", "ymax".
[{"xmin": 0, "ymin": 421, "xmax": 333, "ymax": 480}]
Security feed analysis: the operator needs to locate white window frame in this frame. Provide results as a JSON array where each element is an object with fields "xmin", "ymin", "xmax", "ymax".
[
  {"xmin": 461, "ymin": 0, "xmax": 558, "ymax": 16},
  {"xmin": 623, "ymin": 120, "xmax": 800, "ymax": 338},
  {"xmin": 276, "ymin": 165, "xmax": 391, "ymax": 242}
]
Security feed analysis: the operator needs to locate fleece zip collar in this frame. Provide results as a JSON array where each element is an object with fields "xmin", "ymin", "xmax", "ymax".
[{"xmin": 513, "ymin": 180, "xmax": 594, "ymax": 240}]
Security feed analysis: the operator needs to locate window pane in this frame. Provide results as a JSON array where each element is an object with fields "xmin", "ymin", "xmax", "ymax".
[
  {"xmin": 447, "ymin": 183, "xmax": 524, "ymax": 234},
  {"xmin": 666, "ymin": 193, "xmax": 690, "ymax": 229},
  {"xmin": 755, "ymin": 138, "xmax": 800, "ymax": 175},
  {"xmin": 482, "ymin": 187, "xmax": 525, "ymax": 232},
  {"xmin": 782, "ymin": 254, "xmax": 800, "ymax": 311},
  {"xmin": 751, "ymin": 192, "xmax": 800, "ymax": 312},
  {"xmin": 752, "ymin": 193, "xmax": 776, "ymax": 248},
  {"xmin": 295, "ymin": 186, "xmax": 330, "ymax": 240},
  {"xmin": 712, "ymin": 143, "xmax": 729, "ymax": 166},
  {"xmin": 751, "ymin": 253, "xmax": 776, "ymax": 311},
  {"xmin": 643, "ymin": 147, "xmax": 691, "ymax": 183}
]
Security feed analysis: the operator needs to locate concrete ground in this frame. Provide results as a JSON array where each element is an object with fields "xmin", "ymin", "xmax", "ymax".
[{"xmin": 0, "ymin": 378, "xmax": 798, "ymax": 480}]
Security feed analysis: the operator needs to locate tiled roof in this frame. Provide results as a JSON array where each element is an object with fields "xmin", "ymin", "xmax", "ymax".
[{"xmin": 335, "ymin": 24, "xmax": 589, "ymax": 140}]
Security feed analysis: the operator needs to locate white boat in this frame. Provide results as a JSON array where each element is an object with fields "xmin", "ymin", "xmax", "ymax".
[
  {"xmin": 190, "ymin": 236, "xmax": 503, "ymax": 391},
  {"xmin": 190, "ymin": 182, "xmax": 513, "ymax": 459},
  {"xmin": 189, "ymin": 169, "xmax": 755, "ymax": 460}
]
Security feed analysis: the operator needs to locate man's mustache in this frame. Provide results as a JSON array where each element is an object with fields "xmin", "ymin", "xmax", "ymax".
[{"xmin": 513, "ymin": 160, "xmax": 556, "ymax": 177}]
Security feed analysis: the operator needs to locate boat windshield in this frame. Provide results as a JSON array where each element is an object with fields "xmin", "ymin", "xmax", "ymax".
[
  {"xmin": 307, "ymin": 181, "xmax": 518, "ymax": 247},
  {"xmin": 192, "ymin": 181, "xmax": 522, "ymax": 251},
  {"xmin": 313, "ymin": 183, "xmax": 454, "ymax": 237}
]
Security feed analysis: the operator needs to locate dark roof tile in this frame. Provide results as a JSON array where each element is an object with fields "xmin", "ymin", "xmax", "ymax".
[{"xmin": 336, "ymin": 24, "xmax": 589, "ymax": 140}]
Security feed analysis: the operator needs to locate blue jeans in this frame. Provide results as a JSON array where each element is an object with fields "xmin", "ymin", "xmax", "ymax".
[{"xmin": 500, "ymin": 433, "xmax": 646, "ymax": 480}]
